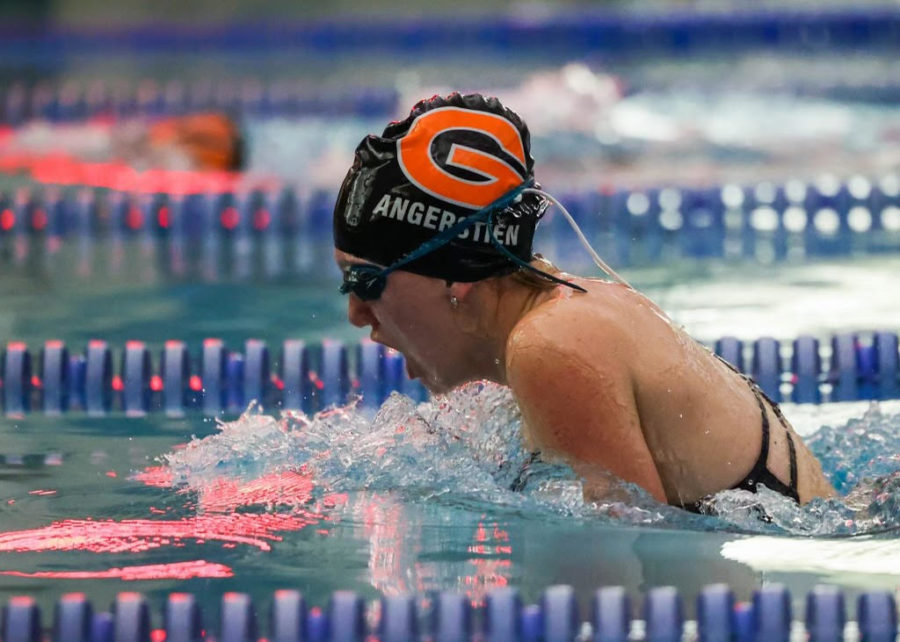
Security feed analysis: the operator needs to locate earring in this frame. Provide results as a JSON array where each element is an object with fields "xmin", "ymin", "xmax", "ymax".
[{"xmin": 449, "ymin": 296, "xmax": 459, "ymax": 309}]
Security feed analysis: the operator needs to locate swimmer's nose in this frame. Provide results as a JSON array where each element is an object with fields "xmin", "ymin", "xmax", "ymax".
[{"xmin": 347, "ymin": 295, "xmax": 376, "ymax": 328}]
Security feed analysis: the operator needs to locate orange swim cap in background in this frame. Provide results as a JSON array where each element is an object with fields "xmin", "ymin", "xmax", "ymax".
[{"xmin": 147, "ymin": 112, "xmax": 244, "ymax": 172}]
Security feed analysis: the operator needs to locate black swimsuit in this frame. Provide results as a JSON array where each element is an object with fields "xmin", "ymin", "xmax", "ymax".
[
  {"xmin": 684, "ymin": 360, "xmax": 800, "ymax": 513},
  {"xmin": 507, "ymin": 357, "xmax": 802, "ymax": 511}
]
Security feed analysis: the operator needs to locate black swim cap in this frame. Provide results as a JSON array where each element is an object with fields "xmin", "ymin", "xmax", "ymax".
[{"xmin": 333, "ymin": 93, "xmax": 548, "ymax": 282}]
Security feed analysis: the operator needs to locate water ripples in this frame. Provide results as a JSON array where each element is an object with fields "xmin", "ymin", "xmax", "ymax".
[{"xmin": 162, "ymin": 384, "xmax": 900, "ymax": 538}]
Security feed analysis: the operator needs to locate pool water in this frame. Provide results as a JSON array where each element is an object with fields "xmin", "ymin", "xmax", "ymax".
[
  {"xmin": 2, "ymin": 257, "xmax": 900, "ymax": 618},
  {"xmin": 2, "ymin": 387, "xmax": 900, "ymax": 619},
  {"xmin": 2, "ymin": 39, "xmax": 900, "ymax": 627},
  {"xmin": 3, "ymin": 253, "xmax": 900, "ymax": 347}
]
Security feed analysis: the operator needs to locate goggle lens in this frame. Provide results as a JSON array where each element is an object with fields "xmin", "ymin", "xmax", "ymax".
[{"xmin": 340, "ymin": 263, "xmax": 388, "ymax": 301}]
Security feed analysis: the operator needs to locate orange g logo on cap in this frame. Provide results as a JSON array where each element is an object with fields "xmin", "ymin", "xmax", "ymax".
[{"xmin": 397, "ymin": 106, "xmax": 528, "ymax": 210}]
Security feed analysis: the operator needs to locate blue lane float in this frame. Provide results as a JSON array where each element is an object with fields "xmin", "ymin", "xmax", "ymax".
[
  {"xmin": 858, "ymin": 591, "xmax": 899, "ymax": 642},
  {"xmin": 1, "ymin": 341, "xmax": 31, "ymax": 415},
  {"xmin": 541, "ymin": 585, "xmax": 578, "ymax": 642},
  {"xmin": 280, "ymin": 339, "xmax": 313, "ymax": 415},
  {"xmin": 806, "ymin": 586, "xmax": 845, "ymax": 642},
  {"xmin": 161, "ymin": 340, "xmax": 191, "ymax": 417},
  {"xmin": 111, "ymin": 593, "xmax": 150, "ymax": 642},
  {"xmin": 200, "ymin": 338, "xmax": 228, "ymax": 417},
  {"xmin": 1, "ymin": 332, "xmax": 898, "ymax": 416},
  {"xmin": 752, "ymin": 584, "xmax": 791, "ymax": 642},
  {"xmin": 875, "ymin": 332, "xmax": 900, "ymax": 399},
  {"xmin": 3, "ymin": 585, "xmax": 896, "ymax": 642},
  {"xmin": 432, "ymin": 592, "xmax": 472, "ymax": 642},
  {"xmin": 357, "ymin": 338, "xmax": 386, "ymax": 410},
  {"xmin": 380, "ymin": 595, "xmax": 417, "ymax": 642},
  {"xmin": 1, "ymin": 81, "xmax": 399, "ymax": 125},
  {"xmin": 592, "ymin": 586, "xmax": 630, "ymax": 642},
  {"xmin": 319, "ymin": 339, "xmax": 351, "ymax": 411},
  {"xmin": 327, "ymin": 591, "xmax": 365, "ymax": 642},
  {"xmin": 91, "ymin": 612, "xmax": 114, "ymax": 642},
  {"xmin": 53, "ymin": 593, "xmax": 92, "ymax": 642},
  {"xmin": 122, "ymin": 341, "xmax": 152, "ymax": 416},
  {"xmin": 751, "ymin": 337, "xmax": 782, "ymax": 402},
  {"xmin": 485, "ymin": 588, "xmax": 522, "ymax": 642},
  {"xmin": 164, "ymin": 593, "xmax": 202, "ymax": 642},
  {"xmin": 221, "ymin": 592, "xmax": 257, "ymax": 642},
  {"xmin": 792, "ymin": 335, "xmax": 822, "ymax": 404},
  {"xmin": 84, "ymin": 340, "xmax": 112, "ymax": 416},
  {"xmin": 269, "ymin": 590, "xmax": 305, "ymax": 642},
  {"xmin": 2, "ymin": 177, "xmax": 900, "ymax": 279},
  {"xmin": 1, "ymin": 596, "xmax": 41, "ymax": 642},
  {"xmin": 644, "ymin": 586, "xmax": 683, "ymax": 642},
  {"xmin": 695, "ymin": 584, "xmax": 734, "ymax": 642},
  {"xmin": 1, "ymin": 7, "xmax": 899, "ymax": 62},
  {"xmin": 243, "ymin": 339, "xmax": 272, "ymax": 412},
  {"xmin": 732, "ymin": 601, "xmax": 754, "ymax": 642},
  {"xmin": 224, "ymin": 351, "xmax": 246, "ymax": 414},
  {"xmin": 519, "ymin": 604, "xmax": 541, "ymax": 642}
]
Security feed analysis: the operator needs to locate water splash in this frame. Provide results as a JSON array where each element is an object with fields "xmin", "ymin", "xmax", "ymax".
[
  {"xmin": 695, "ymin": 404, "xmax": 900, "ymax": 536},
  {"xmin": 162, "ymin": 386, "xmax": 900, "ymax": 537},
  {"xmin": 164, "ymin": 385, "xmax": 584, "ymax": 515}
]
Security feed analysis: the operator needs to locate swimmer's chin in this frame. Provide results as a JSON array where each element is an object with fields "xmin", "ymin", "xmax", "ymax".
[
  {"xmin": 419, "ymin": 372, "xmax": 481, "ymax": 396},
  {"xmin": 412, "ymin": 366, "xmax": 451, "ymax": 395},
  {"xmin": 415, "ymin": 371, "xmax": 445, "ymax": 395},
  {"xmin": 405, "ymin": 357, "xmax": 468, "ymax": 395},
  {"xmin": 422, "ymin": 379, "xmax": 452, "ymax": 395}
]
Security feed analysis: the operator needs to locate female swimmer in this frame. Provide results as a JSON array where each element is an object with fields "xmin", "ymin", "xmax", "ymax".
[{"xmin": 332, "ymin": 92, "xmax": 835, "ymax": 510}]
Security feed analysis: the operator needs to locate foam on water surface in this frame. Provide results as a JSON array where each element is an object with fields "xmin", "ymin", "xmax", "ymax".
[{"xmin": 162, "ymin": 383, "xmax": 900, "ymax": 538}]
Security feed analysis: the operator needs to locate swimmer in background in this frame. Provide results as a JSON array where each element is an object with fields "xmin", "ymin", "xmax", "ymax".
[
  {"xmin": 5, "ymin": 112, "xmax": 244, "ymax": 172},
  {"xmin": 126, "ymin": 112, "xmax": 244, "ymax": 171},
  {"xmin": 332, "ymin": 93, "xmax": 836, "ymax": 511}
]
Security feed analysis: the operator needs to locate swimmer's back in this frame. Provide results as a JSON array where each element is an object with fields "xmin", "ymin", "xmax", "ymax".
[{"xmin": 506, "ymin": 277, "xmax": 835, "ymax": 507}]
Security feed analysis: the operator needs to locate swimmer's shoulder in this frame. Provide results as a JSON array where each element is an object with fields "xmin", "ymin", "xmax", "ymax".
[{"xmin": 506, "ymin": 281, "xmax": 635, "ymax": 367}]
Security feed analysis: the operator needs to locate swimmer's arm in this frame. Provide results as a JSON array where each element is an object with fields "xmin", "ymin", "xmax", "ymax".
[{"xmin": 506, "ymin": 333, "xmax": 667, "ymax": 504}]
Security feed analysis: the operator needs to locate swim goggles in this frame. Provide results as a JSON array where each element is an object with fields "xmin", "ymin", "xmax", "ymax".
[{"xmin": 339, "ymin": 180, "xmax": 595, "ymax": 301}]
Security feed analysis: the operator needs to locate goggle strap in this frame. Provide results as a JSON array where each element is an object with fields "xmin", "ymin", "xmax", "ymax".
[
  {"xmin": 342, "ymin": 179, "xmax": 629, "ymax": 298},
  {"xmin": 522, "ymin": 187, "xmax": 632, "ymax": 288},
  {"xmin": 486, "ymin": 211, "xmax": 588, "ymax": 293}
]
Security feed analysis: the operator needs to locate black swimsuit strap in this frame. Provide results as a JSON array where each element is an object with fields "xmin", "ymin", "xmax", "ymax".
[
  {"xmin": 711, "ymin": 351, "xmax": 800, "ymax": 503},
  {"xmin": 748, "ymin": 386, "xmax": 771, "ymax": 475},
  {"xmin": 738, "ymin": 372, "xmax": 800, "ymax": 502},
  {"xmin": 785, "ymin": 417, "xmax": 798, "ymax": 494},
  {"xmin": 745, "ymin": 371, "xmax": 799, "ymax": 495}
]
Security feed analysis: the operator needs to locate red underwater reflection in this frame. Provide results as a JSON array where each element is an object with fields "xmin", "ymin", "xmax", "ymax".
[
  {"xmin": 0, "ymin": 560, "xmax": 232, "ymax": 580},
  {"xmin": 0, "ymin": 512, "xmax": 322, "ymax": 554},
  {"xmin": 132, "ymin": 466, "xmax": 174, "ymax": 488},
  {"xmin": 464, "ymin": 521, "xmax": 512, "ymax": 604},
  {"xmin": 1, "ymin": 467, "xmax": 337, "ymax": 563},
  {"xmin": 0, "ymin": 439, "xmax": 350, "ymax": 583},
  {"xmin": 195, "ymin": 470, "xmax": 315, "ymax": 512}
]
